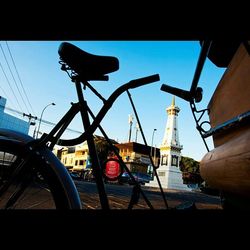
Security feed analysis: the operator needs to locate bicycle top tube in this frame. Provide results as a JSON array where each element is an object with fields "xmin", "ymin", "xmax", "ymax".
[{"xmin": 56, "ymin": 74, "xmax": 160, "ymax": 146}]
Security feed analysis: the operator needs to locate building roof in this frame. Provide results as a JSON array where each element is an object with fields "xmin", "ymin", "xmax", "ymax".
[{"xmin": 115, "ymin": 142, "xmax": 160, "ymax": 157}]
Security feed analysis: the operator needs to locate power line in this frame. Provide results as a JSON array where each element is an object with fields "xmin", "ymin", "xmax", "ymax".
[
  {"xmin": 40, "ymin": 119, "xmax": 81, "ymax": 134},
  {"xmin": 0, "ymin": 103, "xmax": 23, "ymax": 116},
  {"xmin": 0, "ymin": 43, "xmax": 30, "ymax": 114},
  {"xmin": 0, "ymin": 60, "xmax": 23, "ymax": 112},
  {"xmin": 0, "ymin": 86, "xmax": 16, "ymax": 108},
  {"xmin": 0, "ymin": 104, "xmax": 82, "ymax": 135},
  {"xmin": 5, "ymin": 42, "xmax": 36, "ymax": 115}
]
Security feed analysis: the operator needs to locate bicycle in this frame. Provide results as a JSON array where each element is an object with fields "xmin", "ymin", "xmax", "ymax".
[
  {"xmin": 0, "ymin": 42, "xmax": 162, "ymax": 209},
  {"xmin": 1, "ymin": 41, "xmax": 236, "ymax": 210}
]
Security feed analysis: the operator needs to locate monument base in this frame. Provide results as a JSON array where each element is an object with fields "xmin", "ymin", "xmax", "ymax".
[{"xmin": 146, "ymin": 167, "xmax": 190, "ymax": 191}]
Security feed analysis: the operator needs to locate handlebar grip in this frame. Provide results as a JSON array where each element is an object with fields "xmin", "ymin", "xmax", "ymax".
[
  {"xmin": 129, "ymin": 74, "xmax": 160, "ymax": 88},
  {"xmin": 160, "ymin": 84, "xmax": 191, "ymax": 102}
]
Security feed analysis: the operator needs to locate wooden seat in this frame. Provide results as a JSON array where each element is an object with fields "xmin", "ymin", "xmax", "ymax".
[{"xmin": 200, "ymin": 42, "xmax": 250, "ymax": 198}]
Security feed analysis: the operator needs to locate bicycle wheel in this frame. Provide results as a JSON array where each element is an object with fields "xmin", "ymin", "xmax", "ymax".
[{"xmin": 0, "ymin": 137, "xmax": 81, "ymax": 209}]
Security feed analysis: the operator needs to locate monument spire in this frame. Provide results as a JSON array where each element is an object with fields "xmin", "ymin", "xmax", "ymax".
[
  {"xmin": 171, "ymin": 95, "xmax": 175, "ymax": 106},
  {"xmin": 161, "ymin": 95, "xmax": 182, "ymax": 150},
  {"xmin": 146, "ymin": 96, "xmax": 189, "ymax": 191}
]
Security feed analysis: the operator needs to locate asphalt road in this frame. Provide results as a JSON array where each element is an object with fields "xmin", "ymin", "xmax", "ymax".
[
  {"xmin": 75, "ymin": 180, "xmax": 222, "ymax": 209},
  {"xmin": 0, "ymin": 179, "xmax": 222, "ymax": 209}
]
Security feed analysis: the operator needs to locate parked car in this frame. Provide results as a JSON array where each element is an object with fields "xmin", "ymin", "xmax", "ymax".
[
  {"xmin": 120, "ymin": 172, "xmax": 151, "ymax": 185},
  {"xmin": 69, "ymin": 171, "xmax": 82, "ymax": 180},
  {"xmin": 119, "ymin": 172, "xmax": 130, "ymax": 184}
]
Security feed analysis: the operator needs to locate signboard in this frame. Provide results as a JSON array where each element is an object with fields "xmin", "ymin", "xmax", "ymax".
[
  {"xmin": 86, "ymin": 156, "xmax": 92, "ymax": 169},
  {"xmin": 140, "ymin": 156, "xmax": 151, "ymax": 165},
  {"xmin": 104, "ymin": 158, "xmax": 122, "ymax": 181}
]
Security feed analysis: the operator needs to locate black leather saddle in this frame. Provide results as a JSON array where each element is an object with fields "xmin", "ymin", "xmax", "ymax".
[{"xmin": 58, "ymin": 42, "xmax": 119, "ymax": 81}]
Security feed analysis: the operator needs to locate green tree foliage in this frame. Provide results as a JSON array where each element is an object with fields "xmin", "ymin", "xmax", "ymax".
[
  {"xmin": 179, "ymin": 156, "xmax": 203, "ymax": 184},
  {"xmin": 94, "ymin": 135, "xmax": 118, "ymax": 165}
]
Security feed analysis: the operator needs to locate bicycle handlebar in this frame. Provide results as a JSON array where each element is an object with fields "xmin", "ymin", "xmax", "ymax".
[
  {"xmin": 57, "ymin": 74, "xmax": 160, "ymax": 146},
  {"xmin": 160, "ymin": 84, "xmax": 203, "ymax": 103},
  {"xmin": 160, "ymin": 84, "xmax": 192, "ymax": 102},
  {"xmin": 128, "ymin": 74, "xmax": 160, "ymax": 89}
]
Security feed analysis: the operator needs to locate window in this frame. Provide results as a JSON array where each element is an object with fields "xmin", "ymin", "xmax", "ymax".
[
  {"xmin": 171, "ymin": 155, "xmax": 178, "ymax": 167},
  {"xmin": 161, "ymin": 155, "xmax": 168, "ymax": 165}
]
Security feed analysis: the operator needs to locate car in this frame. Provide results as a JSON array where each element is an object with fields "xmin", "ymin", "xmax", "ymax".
[
  {"xmin": 134, "ymin": 172, "xmax": 152, "ymax": 184},
  {"xmin": 119, "ymin": 172, "xmax": 130, "ymax": 184},
  {"xmin": 119, "ymin": 172, "xmax": 152, "ymax": 185},
  {"xmin": 69, "ymin": 171, "xmax": 82, "ymax": 180}
]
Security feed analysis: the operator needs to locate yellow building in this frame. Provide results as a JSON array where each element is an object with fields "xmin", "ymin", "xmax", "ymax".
[
  {"xmin": 53, "ymin": 140, "xmax": 159, "ymax": 176},
  {"xmin": 60, "ymin": 142, "xmax": 89, "ymax": 172},
  {"xmin": 115, "ymin": 142, "xmax": 160, "ymax": 174}
]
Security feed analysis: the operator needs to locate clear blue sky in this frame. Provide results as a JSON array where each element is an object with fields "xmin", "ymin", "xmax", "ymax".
[{"xmin": 0, "ymin": 41, "xmax": 226, "ymax": 161}]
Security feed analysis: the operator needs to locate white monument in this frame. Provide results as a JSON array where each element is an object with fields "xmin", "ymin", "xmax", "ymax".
[{"xmin": 146, "ymin": 96, "xmax": 189, "ymax": 190}]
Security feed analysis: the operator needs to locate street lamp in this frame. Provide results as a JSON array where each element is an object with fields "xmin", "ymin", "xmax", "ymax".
[
  {"xmin": 128, "ymin": 114, "xmax": 133, "ymax": 142},
  {"xmin": 36, "ymin": 102, "xmax": 55, "ymax": 139},
  {"xmin": 150, "ymin": 128, "xmax": 157, "ymax": 157},
  {"xmin": 135, "ymin": 122, "xmax": 140, "ymax": 142},
  {"xmin": 149, "ymin": 128, "xmax": 157, "ymax": 177}
]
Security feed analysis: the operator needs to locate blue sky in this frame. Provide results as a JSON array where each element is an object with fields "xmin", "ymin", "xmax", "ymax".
[{"xmin": 0, "ymin": 41, "xmax": 226, "ymax": 161}]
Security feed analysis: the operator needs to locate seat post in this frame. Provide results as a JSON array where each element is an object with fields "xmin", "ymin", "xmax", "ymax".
[{"xmin": 74, "ymin": 78, "xmax": 110, "ymax": 209}]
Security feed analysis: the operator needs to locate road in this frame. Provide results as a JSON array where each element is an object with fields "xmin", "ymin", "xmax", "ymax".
[{"xmin": 75, "ymin": 180, "xmax": 222, "ymax": 209}]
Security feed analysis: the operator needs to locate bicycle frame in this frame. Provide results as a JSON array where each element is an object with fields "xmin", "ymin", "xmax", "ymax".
[{"xmin": 28, "ymin": 73, "xmax": 160, "ymax": 209}]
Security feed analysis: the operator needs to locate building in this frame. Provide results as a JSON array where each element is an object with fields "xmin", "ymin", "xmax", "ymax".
[
  {"xmin": 0, "ymin": 96, "xmax": 29, "ymax": 134},
  {"xmin": 59, "ymin": 141, "xmax": 89, "ymax": 172},
  {"xmin": 115, "ymin": 142, "xmax": 160, "ymax": 175},
  {"xmin": 55, "ymin": 135, "xmax": 114, "ymax": 172},
  {"xmin": 146, "ymin": 96, "xmax": 189, "ymax": 190},
  {"xmin": 55, "ymin": 135, "xmax": 160, "ymax": 177}
]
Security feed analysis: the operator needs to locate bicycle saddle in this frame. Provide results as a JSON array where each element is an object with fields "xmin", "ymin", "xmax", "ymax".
[{"xmin": 58, "ymin": 42, "xmax": 119, "ymax": 81}]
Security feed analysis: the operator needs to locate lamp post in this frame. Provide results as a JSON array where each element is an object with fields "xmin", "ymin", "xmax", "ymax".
[
  {"xmin": 150, "ymin": 128, "xmax": 157, "ymax": 157},
  {"xmin": 36, "ymin": 102, "xmax": 55, "ymax": 139},
  {"xmin": 149, "ymin": 128, "xmax": 157, "ymax": 177},
  {"xmin": 128, "ymin": 114, "xmax": 133, "ymax": 142},
  {"xmin": 135, "ymin": 122, "xmax": 139, "ymax": 142}
]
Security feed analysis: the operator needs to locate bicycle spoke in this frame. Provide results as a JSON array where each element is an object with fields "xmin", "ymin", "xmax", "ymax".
[
  {"xmin": 0, "ymin": 142, "xmax": 71, "ymax": 209},
  {"xmin": 4, "ymin": 180, "xmax": 31, "ymax": 209}
]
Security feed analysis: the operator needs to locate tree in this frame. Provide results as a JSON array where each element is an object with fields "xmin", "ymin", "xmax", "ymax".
[
  {"xmin": 94, "ymin": 135, "xmax": 118, "ymax": 165},
  {"xmin": 179, "ymin": 156, "xmax": 203, "ymax": 185}
]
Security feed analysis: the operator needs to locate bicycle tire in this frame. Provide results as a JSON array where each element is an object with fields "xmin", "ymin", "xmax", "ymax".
[{"xmin": 0, "ymin": 136, "xmax": 81, "ymax": 209}]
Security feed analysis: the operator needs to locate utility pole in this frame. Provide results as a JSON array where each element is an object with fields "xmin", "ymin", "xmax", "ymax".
[
  {"xmin": 23, "ymin": 113, "xmax": 37, "ymax": 125},
  {"xmin": 128, "ymin": 114, "xmax": 133, "ymax": 142},
  {"xmin": 135, "ymin": 122, "xmax": 139, "ymax": 142},
  {"xmin": 33, "ymin": 126, "xmax": 37, "ymax": 138},
  {"xmin": 23, "ymin": 113, "xmax": 37, "ymax": 138}
]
